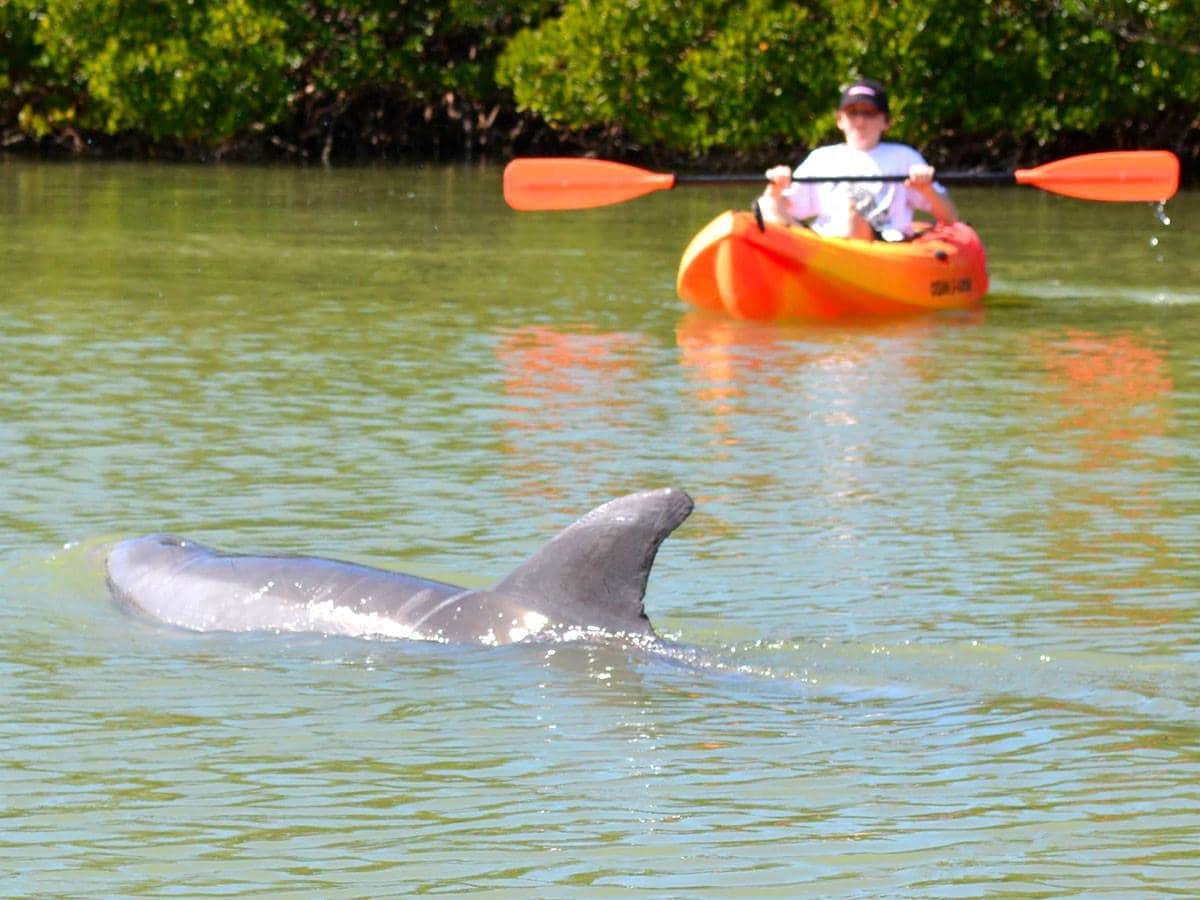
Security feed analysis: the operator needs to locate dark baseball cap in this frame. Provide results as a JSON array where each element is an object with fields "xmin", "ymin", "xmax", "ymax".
[{"xmin": 838, "ymin": 79, "xmax": 889, "ymax": 115}]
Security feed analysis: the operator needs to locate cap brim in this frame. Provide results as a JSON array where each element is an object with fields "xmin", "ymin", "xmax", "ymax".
[{"xmin": 839, "ymin": 101, "xmax": 886, "ymax": 113}]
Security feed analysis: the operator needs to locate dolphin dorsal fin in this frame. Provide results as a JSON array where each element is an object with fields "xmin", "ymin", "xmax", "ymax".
[{"xmin": 494, "ymin": 488, "xmax": 693, "ymax": 637}]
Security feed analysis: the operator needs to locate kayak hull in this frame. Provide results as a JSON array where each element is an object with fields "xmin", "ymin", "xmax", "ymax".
[{"xmin": 676, "ymin": 211, "xmax": 989, "ymax": 320}]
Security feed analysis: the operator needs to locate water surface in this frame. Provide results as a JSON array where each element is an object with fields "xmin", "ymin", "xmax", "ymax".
[{"xmin": 3, "ymin": 161, "xmax": 1198, "ymax": 894}]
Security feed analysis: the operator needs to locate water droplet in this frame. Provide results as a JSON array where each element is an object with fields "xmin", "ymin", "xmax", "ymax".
[
  {"xmin": 1150, "ymin": 236, "xmax": 1159, "ymax": 247},
  {"xmin": 1152, "ymin": 201, "xmax": 1171, "ymax": 227}
]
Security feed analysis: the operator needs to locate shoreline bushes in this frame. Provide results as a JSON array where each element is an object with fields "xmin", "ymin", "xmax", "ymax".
[{"xmin": 1, "ymin": 0, "xmax": 1196, "ymax": 170}]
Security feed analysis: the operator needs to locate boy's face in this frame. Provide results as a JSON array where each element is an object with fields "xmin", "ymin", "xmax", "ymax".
[{"xmin": 836, "ymin": 104, "xmax": 889, "ymax": 150}]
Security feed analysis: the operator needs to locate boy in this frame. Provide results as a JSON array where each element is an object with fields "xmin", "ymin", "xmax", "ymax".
[{"xmin": 758, "ymin": 79, "xmax": 958, "ymax": 241}]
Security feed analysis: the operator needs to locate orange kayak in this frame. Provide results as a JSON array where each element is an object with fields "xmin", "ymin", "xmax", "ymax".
[{"xmin": 676, "ymin": 211, "xmax": 989, "ymax": 320}]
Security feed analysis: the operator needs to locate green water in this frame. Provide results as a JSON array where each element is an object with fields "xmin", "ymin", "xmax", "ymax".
[{"xmin": 3, "ymin": 161, "xmax": 1198, "ymax": 894}]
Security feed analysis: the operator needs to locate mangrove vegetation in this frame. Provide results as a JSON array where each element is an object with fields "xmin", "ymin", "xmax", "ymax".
[{"xmin": 1, "ymin": 0, "xmax": 1197, "ymax": 169}]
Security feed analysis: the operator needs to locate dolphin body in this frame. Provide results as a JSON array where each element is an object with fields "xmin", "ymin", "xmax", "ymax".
[{"xmin": 105, "ymin": 488, "xmax": 693, "ymax": 646}]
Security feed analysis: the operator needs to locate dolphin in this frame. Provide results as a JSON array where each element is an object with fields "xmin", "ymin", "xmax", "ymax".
[{"xmin": 105, "ymin": 488, "xmax": 693, "ymax": 646}]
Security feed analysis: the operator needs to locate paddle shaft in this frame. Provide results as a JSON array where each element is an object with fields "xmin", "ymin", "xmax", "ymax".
[{"xmin": 675, "ymin": 172, "xmax": 1017, "ymax": 187}]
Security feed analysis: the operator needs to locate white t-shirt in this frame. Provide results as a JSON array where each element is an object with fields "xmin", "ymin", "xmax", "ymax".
[{"xmin": 780, "ymin": 142, "xmax": 946, "ymax": 238}]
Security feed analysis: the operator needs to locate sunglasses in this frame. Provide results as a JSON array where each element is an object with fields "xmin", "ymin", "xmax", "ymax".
[{"xmin": 841, "ymin": 106, "xmax": 885, "ymax": 118}]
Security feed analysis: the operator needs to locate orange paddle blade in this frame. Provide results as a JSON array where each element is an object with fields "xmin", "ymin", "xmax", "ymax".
[
  {"xmin": 1015, "ymin": 150, "xmax": 1179, "ymax": 202},
  {"xmin": 503, "ymin": 158, "xmax": 676, "ymax": 210}
]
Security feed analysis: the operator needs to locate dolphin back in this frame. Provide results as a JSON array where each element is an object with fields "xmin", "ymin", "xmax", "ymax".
[
  {"xmin": 105, "ymin": 534, "xmax": 464, "ymax": 636},
  {"xmin": 104, "ymin": 488, "xmax": 693, "ymax": 645},
  {"xmin": 493, "ymin": 487, "xmax": 693, "ymax": 638}
]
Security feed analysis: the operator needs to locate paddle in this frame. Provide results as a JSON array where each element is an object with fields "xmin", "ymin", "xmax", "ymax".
[{"xmin": 503, "ymin": 150, "xmax": 1180, "ymax": 210}]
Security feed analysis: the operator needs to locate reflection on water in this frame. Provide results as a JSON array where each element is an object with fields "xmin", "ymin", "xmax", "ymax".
[
  {"xmin": 671, "ymin": 309, "xmax": 987, "ymax": 511},
  {"xmin": 1029, "ymin": 329, "xmax": 1186, "ymax": 633},
  {"xmin": 675, "ymin": 308, "xmax": 987, "ymax": 415},
  {"xmin": 1039, "ymin": 329, "xmax": 1173, "ymax": 464},
  {"xmin": 495, "ymin": 325, "xmax": 651, "ymax": 503}
]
